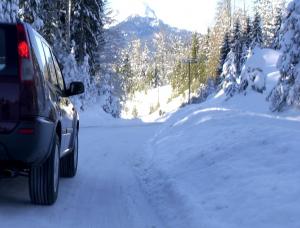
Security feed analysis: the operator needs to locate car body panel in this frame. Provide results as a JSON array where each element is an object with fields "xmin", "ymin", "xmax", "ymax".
[{"xmin": 0, "ymin": 22, "xmax": 80, "ymax": 168}]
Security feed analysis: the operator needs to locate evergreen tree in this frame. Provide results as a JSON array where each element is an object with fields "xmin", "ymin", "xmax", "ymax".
[
  {"xmin": 19, "ymin": 0, "xmax": 72, "ymax": 57},
  {"xmin": 273, "ymin": 7, "xmax": 283, "ymax": 49},
  {"xmin": 119, "ymin": 51, "xmax": 133, "ymax": 96},
  {"xmin": 171, "ymin": 61, "xmax": 187, "ymax": 95},
  {"xmin": 72, "ymin": 0, "xmax": 105, "ymax": 75},
  {"xmin": 220, "ymin": 20, "xmax": 243, "ymax": 97},
  {"xmin": 201, "ymin": 29, "xmax": 211, "ymax": 79},
  {"xmin": 153, "ymin": 31, "xmax": 168, "ymax": 85},
  {"xmin": 254, "ymin": 0, "xmax": 286, "ymax": 48},
  {"xmin": 190, "ymin": 33, "xmax": 200, "ymax": 90},
  {"xmin": 231, "ymin": 20, "xmax": 243, "ymax": 76},
  {"xmin": 154, "ymin": 65, "xmax": 160, "ymax": 88},
  {"xmin": 269, "ymin": 0, "xmax": 300, "ymax": 111},
  {"xmin": 243, "ymin": 17, "xmax": 252, "ymax": 50},
  {"xmin": 257, "ymin": 0, "xmax": 273, "ymax": 47},
  {"xmin": 221, "ymin": 50, "xmax": 239, "ymax": 97},
  {"xmin": 191, "ymin": 33, "xmax": 199, "ymax": 60},
  {"xmin": 218, "ymin": 32, "xmax": 230, "ymax": 76},
  {"xmin": 251, "ymin": 12, "xmax": 263, "ymax": 48},
  {"xmin": 19, "ymin": 0, "xmax": 34, "ymax": 23},
  {"xmin": 241, "ymin": 17, "xmax": 252, "ymax": 65},
  {"xmin": 129, "ymin": 39, "xmax": 149, "ymax": 91},
  {"xmin": 18, "ymin": 0, "xmax": 43, "ymax": 29}
]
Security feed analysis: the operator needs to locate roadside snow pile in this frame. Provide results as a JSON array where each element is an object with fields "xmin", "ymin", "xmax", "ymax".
[{"xmin": 136, "ymin": 48, "xmax": 300, "ymax": 228}]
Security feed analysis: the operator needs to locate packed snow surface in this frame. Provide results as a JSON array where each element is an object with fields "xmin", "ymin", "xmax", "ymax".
[{"xmin": 0, "ymin": 111, "xmax": 164, "ymax": 228}]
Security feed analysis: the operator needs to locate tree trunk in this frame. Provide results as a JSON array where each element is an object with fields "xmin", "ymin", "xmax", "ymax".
[{"xmin": 66, "ymin": 0, "xmax": 71, "ymax": 52}]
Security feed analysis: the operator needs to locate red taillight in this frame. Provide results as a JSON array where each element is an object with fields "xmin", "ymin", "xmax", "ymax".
[
  {"xmin": 18, "ymin": 41, "xmax": 30, "ymax": 58},
  {"xmin": 16, "ymin": 23, "xmax": 33, "ymax": 82},
  {"xmin": 18, "ymin": 128, "xmax": 34, "ymax": 135}
]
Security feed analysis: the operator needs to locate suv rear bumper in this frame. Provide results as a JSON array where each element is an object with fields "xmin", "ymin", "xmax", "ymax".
[{"xmin": 0, "ymin": 117, "xmax": 55, "ymax": 167}]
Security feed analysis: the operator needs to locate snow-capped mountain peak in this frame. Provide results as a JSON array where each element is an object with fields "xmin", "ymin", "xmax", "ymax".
[{"xmin": 112, "ymin": 14, "xmax": 191, "ymax": 45}]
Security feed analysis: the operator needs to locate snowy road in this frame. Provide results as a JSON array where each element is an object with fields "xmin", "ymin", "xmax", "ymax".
[{"xmin": 0, "ymin": 123, "xmax": 163, "ymax": 228}]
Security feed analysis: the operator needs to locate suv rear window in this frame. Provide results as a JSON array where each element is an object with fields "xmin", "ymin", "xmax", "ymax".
[{"xmin": 0, "ymin": 25, "xmax": 18, "ymax": 77}]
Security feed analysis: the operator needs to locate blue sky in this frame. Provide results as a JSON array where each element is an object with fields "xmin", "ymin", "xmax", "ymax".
[{"xmin": 108, "ymin": 0, "xmax": 253, "ymax": 33}]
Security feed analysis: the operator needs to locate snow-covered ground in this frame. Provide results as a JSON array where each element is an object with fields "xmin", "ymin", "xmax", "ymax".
[
  {"xmin": 0, "ymin": 48, "xmax": 300, "ymax": 228},
  {"xmin": 136, "ymin": 96, "xmax": 300, "ymax": 228},
  {"xmin": 134, "ymin": 48, "xmax": 300, "ymax": 228},
  {"xmin": 121, "ymin": 85, "xmax": 192, "ymax": 121}
]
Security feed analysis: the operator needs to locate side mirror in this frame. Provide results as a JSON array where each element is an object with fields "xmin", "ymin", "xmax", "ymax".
[{"xmin": 67, "ymin": 82, "xmax": 85, "ymax": 96}]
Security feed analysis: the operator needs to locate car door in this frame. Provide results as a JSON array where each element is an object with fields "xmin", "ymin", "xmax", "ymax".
[
  {"xmin": 50, "ymin": 52, "xmax": 75, "ymax": 153},
  {"xmin": 41, "ymin": 42, "xmax": 71, "ymax": 154}
]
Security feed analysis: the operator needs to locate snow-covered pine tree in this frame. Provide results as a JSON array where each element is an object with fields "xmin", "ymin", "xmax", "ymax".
[
  {"xmin": 153, "ymin": 31, "xmax": 168, "ymax": 85},
  {"xmin": 269, "ymin": 0, "xmax": 300, "ymax": 111},
  {"xmin": 118, "ymin": 50, "xmax": 133, "ymax": 96},
  {"xmin": 272, "ymin": 6, "xmax": 284, "ymax": 50},
  {"xmin": 100, "ymin": 73, "xmax": 121, "ymax": 118},
  {"xmin": 72, "ymin": 0, "xmax": 105, "ymax": 75},
  {"xmin": 129, "ymin": 39, "xmax": 147, "ymax": 91},
  {"xmin": 19, "ymin": 0, "xmax": 34, "ymax": 23},
  {"xmin": 221, "ymin": 50, "xmax": 238, "ymax": 97},
  {"xmin": 231, "ymin": 20, "xmax": 243, "ymax": 76},
  {"xmin": 190, "ymin": 33, "xmax": 202, "ymax": 91},
  {"xmin": 218, "ymin": 32, "xmax": 230, "ymax": 77},
  {"xmin": 36, "ymin": 0, "xmax": 71, "ymax": 63},
  {"xmin": 240, "ymin": 17, "xmax": 252, "ymax": 66},
  {"xmin": 171, "ymin": 60, "xmax": 187, "ymax": 95},
  {"xmin": 0, "ymin": 0, "xmax": 19, "ymax": 23},
  {"xmin": 141, "ymin": 44, "xmax": 151, "ymax": 89},
  {"xmin": 254, "ymin": 0, "xmax": 286, "ymax": 48},
  {"xmin": 251, "ymin": 12, "xmax": 263, "ymax": 48},
  {"xmin": 97, "ymin": 4, "xmax": 124, "ymax": 116},
  {"xmin": 18, "ymin": 0, "xmax": 43, "ymax": 30},
  {"xmin": 169, "ymin": 40, "xmax": 190, "ymax": 96},
  {"xmin": 199, "ymin": 31, "xmax": 210, "ymax": 82},
  {"xmin": 256, "ymin": 0, "xmax": 274, "ymax": 47},
  {"xmin": 220, "ymin": 20, "xmax": 243, "ymax": 97}
]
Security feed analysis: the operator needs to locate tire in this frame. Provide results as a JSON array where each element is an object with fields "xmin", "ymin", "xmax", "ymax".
[
  {"xmin": 29, "ymin": 135, "xmax": 60, "ymax": 205},
  {"xmin": 60, "ymin": 132, "xmax": 78, "ymax": 178}
]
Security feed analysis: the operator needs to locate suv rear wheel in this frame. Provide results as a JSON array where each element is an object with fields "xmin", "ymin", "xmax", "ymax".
[
  {"xmin": 29, "ymin": 135, "xmax": 60, "ymax": 205},
  {"xmin": 60, "ymin": 132, "xmax": 78, "ymax": 178}
]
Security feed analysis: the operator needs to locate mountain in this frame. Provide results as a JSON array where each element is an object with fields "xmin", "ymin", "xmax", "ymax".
[{"xmin": 107, "ymin": 14, "xmax": 192, "ymax": 54}]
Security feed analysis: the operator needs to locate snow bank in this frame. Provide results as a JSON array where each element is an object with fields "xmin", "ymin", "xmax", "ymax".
[
  {"xmin": 135, "ymin": 48, "xmax": 300, "ymax": 228},
  {"xmin": 137, "ymin": 102, "xmax": 300, "ymax": 228}
]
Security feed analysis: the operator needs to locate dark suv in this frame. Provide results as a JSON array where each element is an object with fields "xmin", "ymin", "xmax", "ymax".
[{"xmin": 0, "ymin": 22, "xmax": 84, "ymax": 205}]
